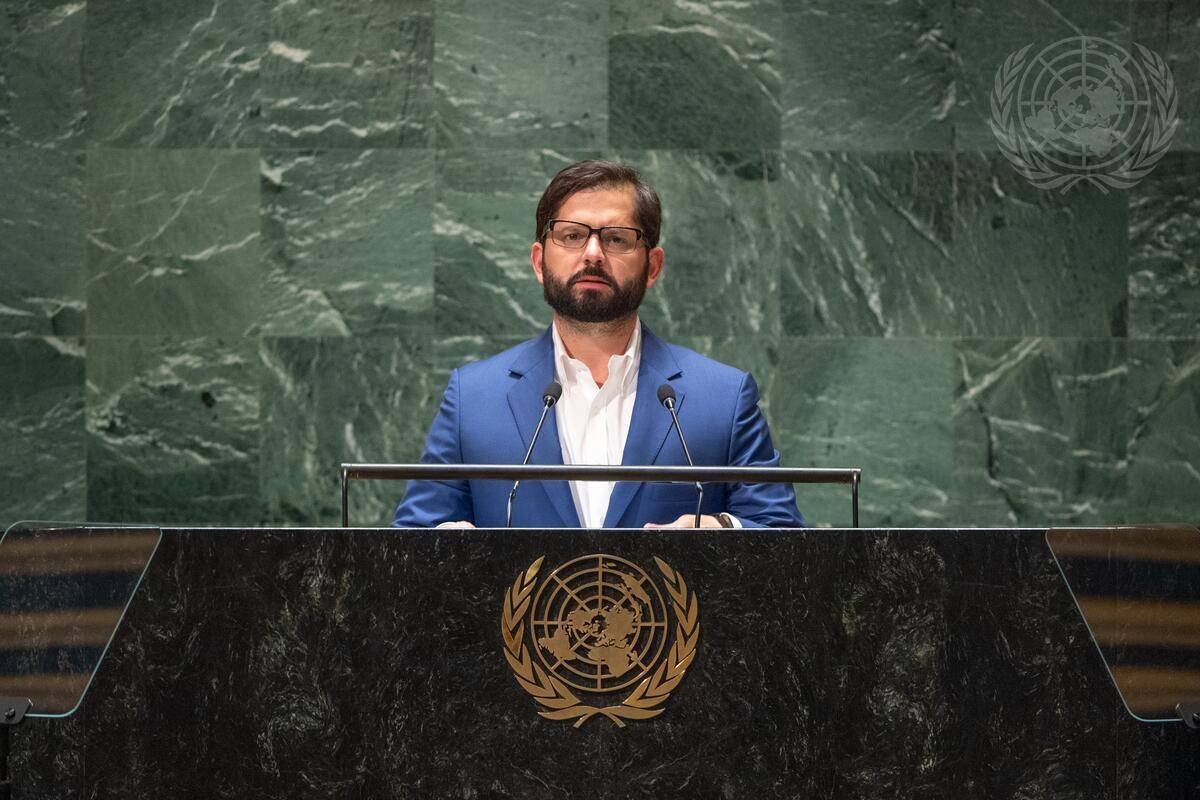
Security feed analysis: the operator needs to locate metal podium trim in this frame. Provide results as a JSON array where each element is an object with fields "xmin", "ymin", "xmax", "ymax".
[{"xmin": 339, "ymin": 463, "xmax": 861, "ymax": 528}]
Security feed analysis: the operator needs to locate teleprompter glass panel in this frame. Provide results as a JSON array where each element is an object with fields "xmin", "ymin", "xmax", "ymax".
[
  {"xmin": 1047, "ymin": 525, "xmax": 1200, "ymax": 723},
  {"xmin": 0, "ymin": 521, "xmax": 160, "ymax": 717}
]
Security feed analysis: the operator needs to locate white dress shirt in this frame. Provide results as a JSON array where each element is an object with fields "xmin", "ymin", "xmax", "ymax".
[
  {"xmin": 550, "ymin": 321, "xmax": 742, "ymax": 529},
  {"xmin": 551, "ymin": 320, "xmax": 641, "ymax": 528}
]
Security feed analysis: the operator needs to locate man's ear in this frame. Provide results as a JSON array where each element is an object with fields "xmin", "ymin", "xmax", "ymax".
[
  {"xmin": 645, "ymin": 246, "xmax": 665, "ymax": 290},
  {"xmin": 530, "ymin": 241, "xmax": 545, "ymax": 286}
]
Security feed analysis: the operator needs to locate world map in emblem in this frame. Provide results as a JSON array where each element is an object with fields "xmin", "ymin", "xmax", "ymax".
[
  {"xmin": 530, "ymin": 554, "xmax": 669, "ymax": 693},
  {"xmin": 1017, "ymin": 36, "xmax": 1151, "ymax": 164}
]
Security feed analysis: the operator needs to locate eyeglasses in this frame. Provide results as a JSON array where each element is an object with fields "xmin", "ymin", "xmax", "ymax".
[{"xmin": 542, "ymin": 219, "xmax": 645, "ymax": 255}]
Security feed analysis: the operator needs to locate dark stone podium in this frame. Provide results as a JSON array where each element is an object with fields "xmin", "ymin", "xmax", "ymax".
[{"xmin": 8, "ymin": 527, "xmax": 1198, "ymax": 798}]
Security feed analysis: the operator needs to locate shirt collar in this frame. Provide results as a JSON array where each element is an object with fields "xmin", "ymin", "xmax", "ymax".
[{"xmin": 551, "ymin": 319, "xmax": 642, "ymax": 390}]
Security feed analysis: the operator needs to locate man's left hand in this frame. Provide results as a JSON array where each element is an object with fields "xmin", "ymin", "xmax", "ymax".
[{"xmin": 644, "ymin": 514, "xmax": 723, "ymax": 528}]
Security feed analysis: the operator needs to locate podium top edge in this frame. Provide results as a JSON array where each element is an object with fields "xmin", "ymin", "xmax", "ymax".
[{"xmin": 339, "ymin": 463, "xmax": 862, "ymax": 484}]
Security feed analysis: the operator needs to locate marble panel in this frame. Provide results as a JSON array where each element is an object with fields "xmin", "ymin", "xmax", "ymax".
[
  {"xmin": 434, "ymin": 0, "xmax": 606, "ymax": 148},
  {"xmin": 952, "ymin": 338, "xmax": 1131, "ymax": 526},
  {"xmin": 624, "ymin": 150, "xmax": 781, "ymax": 342},
  {"xmin": 952, "ymin": 152, "xmax": 1128, "ymax": 337},
  {"xmin": 955, "ymin": 336, "xmax": 1200, "ymax": 526},
  {"xmin": 770, "ymin": 337, "xmax": 954, "ymax": 527},
  {"xmin": 782, "ymin": 0, "xmax": 956, "ymax": 151},
  {"xmin": 779, "ymin": 151, "xmax": 1128, "ymax": 338},
  {"xmin": 0, "ymin": 147, "xmax": 84, "ymax": 335},
  {"xmin": 260, "ymin": 148, "xmax": 434, "ymax": 337},
  {"xmin": 84, "ymin": 0, "xmax": 265, "ymax": 147},
  {"xmin": 86, "ymin": 148, "xmax": 263, "ymax": 336},
  {"xmin": 777, "ymin": 150, "xmax": 955, "ymax": 337},
  {"xmin": 0, "ymin": 337, "xmax": 85, "ymax": 524},
  {"xmin": 1125, "ymin": 339, "xmax": 1200, "ymax": 525},
  {"xmin": 262, "ymin": 0, "xmax": 433, "ymax": 148},
  {"xmin": 0, "ymin": 0, "xmax": 86, "ymax": 147},
  {"xmin": 85, "ymin": 337, "xmax": 262, "ymax": 524},
  {"xmin": 1128, "ymin": 152, "xmax": 1200, "ymax": 338},
  {"xmin": 258, "ymin": 334, "xmax": 439, "ymax": 527},
  {"xmin": 609, "ymin": 0, "xmax": 781, "ymax": 149},
  {"xmin": 1134, "ymin": 0, "xmax": 1200, "ymax": 152}
]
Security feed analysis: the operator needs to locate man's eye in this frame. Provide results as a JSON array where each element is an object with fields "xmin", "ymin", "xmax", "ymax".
[{"xmin": 563, "ymin": 232, "xmax": 583, "ymax": 241}]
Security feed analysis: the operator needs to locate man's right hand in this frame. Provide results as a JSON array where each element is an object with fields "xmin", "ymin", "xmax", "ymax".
[{"xmin": 436, "ymin": 521, "xmax": 476, "ymax": 529}]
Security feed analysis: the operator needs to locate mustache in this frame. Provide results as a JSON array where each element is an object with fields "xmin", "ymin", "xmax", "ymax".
[{"xmin": 569, "ymin": 268, "xmax": 614, "ymax": 288}]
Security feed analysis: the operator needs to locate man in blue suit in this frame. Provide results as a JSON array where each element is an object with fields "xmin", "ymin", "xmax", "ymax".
[{"xmin": 393, "ymin": 160, "xmax": 804, "ymax": 529}]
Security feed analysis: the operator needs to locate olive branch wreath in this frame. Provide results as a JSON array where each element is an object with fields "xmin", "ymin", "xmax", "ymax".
[
  {"xmin": 989, "ymin": 42, "xmax": 1178, "ymax": 193},
  {"xmin": 500, "ymin": 555, "xmax": 700, "ymax": 728}
]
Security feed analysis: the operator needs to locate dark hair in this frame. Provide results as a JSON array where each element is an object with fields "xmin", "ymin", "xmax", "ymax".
[{"xmin": 535, "ymin": 160, "xmax": 662, "ymax": 249}]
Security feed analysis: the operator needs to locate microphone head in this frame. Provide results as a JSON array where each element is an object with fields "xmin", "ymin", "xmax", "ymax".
[
  {"xmin": 543, "ymin": 380, "xmax": 563, "ymax": 406},
  {"xmin": 656, "ymin": 383, "xmax": 676, "ymax": 407}
]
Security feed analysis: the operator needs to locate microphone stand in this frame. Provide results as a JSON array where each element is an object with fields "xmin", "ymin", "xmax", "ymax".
[
  {"xmin": 659, "ymin": 390, "xmax": 703, "ymax": 529},
  {"xmin": 506, "ymin": 382, "xmax": 561, "ymax": 528}
]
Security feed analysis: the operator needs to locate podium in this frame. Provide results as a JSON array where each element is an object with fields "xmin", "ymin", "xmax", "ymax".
[{"xmin": 3, "ymin": 525, "xmax": 1198, "ymax": 798}]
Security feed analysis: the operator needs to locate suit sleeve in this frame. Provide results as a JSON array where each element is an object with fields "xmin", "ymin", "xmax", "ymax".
[
  {"xmin": 391, "ymin": 368, "xmax": 474, "ymax": 528},
  {"xmin": 725, "ymin": 372, "xmax": 806, "ymax": 528}
]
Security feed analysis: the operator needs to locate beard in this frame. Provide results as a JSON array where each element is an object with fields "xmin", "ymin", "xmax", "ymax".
[{"xmin": 541, "ymin": 257, "xmax": 649, "ymax": 324}]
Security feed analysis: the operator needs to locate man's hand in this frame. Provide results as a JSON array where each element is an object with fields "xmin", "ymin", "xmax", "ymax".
[
  {"xmin": 436, "ymin": 521, "xmax": 476, "ymax": 529},
  {"xmin": 644, "ymin": 514, "xmax": 723, "ymax": 529}
]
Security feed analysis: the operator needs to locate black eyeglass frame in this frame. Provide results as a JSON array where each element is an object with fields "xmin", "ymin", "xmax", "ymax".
[{"xmin": 541, "ymin": 219, "xmax": 647, "ymax": 253}]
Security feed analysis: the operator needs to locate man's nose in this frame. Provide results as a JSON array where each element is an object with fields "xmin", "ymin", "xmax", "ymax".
[{"xmin": 581, "ymin": 231, "xmax": 607, "ymax": 261}]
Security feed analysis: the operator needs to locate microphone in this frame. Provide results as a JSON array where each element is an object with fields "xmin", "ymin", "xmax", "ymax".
[
  {"xmin": 506, "ymin": 380, "xmax": 563, "ymax": 528},
  {"xmin": 656, "ymin": 384, "xmax": 703, "ymax": 528}
]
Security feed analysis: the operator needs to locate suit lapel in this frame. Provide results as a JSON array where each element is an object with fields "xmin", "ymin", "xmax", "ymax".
[
  {"xmin": 603, "ymin": 325, "xmax": 683, "ymax": 528},
  {"xmin": 506, "ymin": 329, "xmax": 580, "ymax": 528}
]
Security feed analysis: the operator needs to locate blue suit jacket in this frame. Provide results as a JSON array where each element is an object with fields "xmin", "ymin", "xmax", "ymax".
[{"xmin": 392, "ymin": 324, "xmax": 804, "ymax": 529}]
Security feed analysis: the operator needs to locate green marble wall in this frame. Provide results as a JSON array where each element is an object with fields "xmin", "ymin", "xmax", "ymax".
[{"xmin": 1, "ymin": 0, "xmax": 1197, "ymax": 527}]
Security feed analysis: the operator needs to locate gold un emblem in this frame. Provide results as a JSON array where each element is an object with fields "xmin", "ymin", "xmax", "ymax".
[{"xmin": 501, "ymin": 554, "xmax": 700, "ymax": 728}]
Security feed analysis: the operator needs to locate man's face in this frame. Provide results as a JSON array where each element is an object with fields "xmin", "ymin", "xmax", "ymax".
[{"xmin": 531, "ymin": 185, "xmax": 664, "ymax": 324}]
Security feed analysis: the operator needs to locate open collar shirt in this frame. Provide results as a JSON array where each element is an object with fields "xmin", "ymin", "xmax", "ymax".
[{"xmin": 550, "ymin": 320, "xmax": 641, "ymax": 529}]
